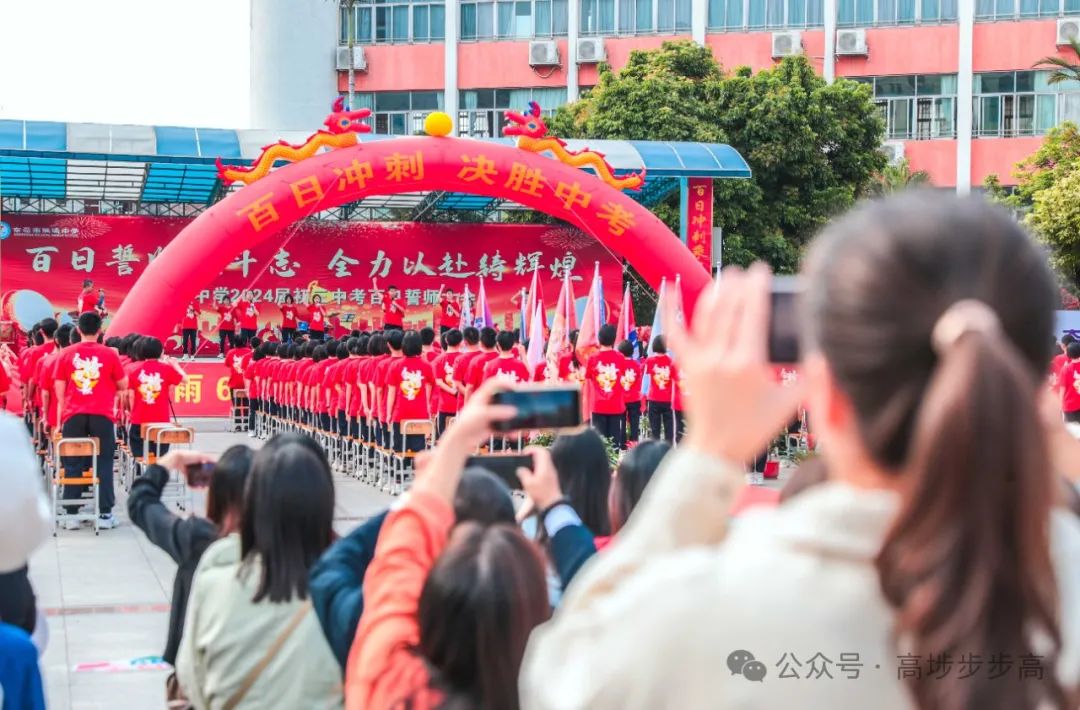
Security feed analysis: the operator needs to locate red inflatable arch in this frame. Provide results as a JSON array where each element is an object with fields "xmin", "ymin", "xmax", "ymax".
[{"xmin": 110, "ymin": 136, "xmax": 710, "ymax": 338}]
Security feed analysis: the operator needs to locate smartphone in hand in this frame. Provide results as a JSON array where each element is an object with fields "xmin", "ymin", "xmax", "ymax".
[
  {"xmin": 768, "ymin": 276, "xmax": 802, "ymax": 364},
  {"xmin": 490, "ymin": 385, "xmax": 582, "ymax": 432},
  {"xmin": 183, "ymin": 461, "xmax": 215, "ymax": 488},
  {"xmin": 465, "ymin": 454, "xmax": 534, "ymax": 490}
]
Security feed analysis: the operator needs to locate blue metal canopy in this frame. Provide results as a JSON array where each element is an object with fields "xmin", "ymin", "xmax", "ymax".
[{"xmin": 0, "ymin": 119, "xmax": 750, "ymax": 207}]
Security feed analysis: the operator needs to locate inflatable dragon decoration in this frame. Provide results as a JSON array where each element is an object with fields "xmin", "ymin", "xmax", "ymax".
[
  {"xmin": 216, "ymin": 98, "xmax": 372, "ymax": 186},
  {"xmin": 504, "ymin": 102, "xmax": 645, "ymax": 191}
]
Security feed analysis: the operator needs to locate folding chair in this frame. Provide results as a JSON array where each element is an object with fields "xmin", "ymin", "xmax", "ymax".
[
  {"xmin": 151, "ymin": 426, "xmax": 195, "ymax": 510},
  {"xmin": 231, "ymin": 389, "xmax": 249, "ymax": 433},
  {"xmin": 389, "ymin": 419, "xmax": 434, "ymax": 495},
  {"xmin": 52, "ymin": 437, "xmax": 100, "ymax": 535}
]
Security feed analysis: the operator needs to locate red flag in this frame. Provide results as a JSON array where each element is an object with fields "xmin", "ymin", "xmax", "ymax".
[
  {"xmin": 545, "ymin": 277, "xmax": 572, "ymax": 374},
  {"xmin": 575, "ymin": 262, "xmax": 603, "ymax": 361},
  {"xmin": 525, "ymin": 267, "xmax": 544, "ymax": 341}
]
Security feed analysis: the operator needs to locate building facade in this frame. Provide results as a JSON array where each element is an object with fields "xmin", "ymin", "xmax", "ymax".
[{"xmin": 319, "ymin": 0, "xmax": 1080, "ymax": 191}]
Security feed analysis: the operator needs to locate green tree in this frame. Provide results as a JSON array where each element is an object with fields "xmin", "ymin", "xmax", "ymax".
[
  {"xmin": 867, "ymin": 158, "xmax": 931, "ymax": 196},
  {"xmin": 1035, "ymin": 37, "xmax": 1080, "ymax": 85},
  {"xmin": 549, "ymin": 41, "xmax": 886, "ymax": 274},
  {"xmin": 1028, "ymin": 168, "xmax": 1080, "ymax": 285}
]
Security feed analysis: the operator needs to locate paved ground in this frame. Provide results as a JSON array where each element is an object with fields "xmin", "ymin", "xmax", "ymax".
[
  {"xmin": 28, "ymin": 419, "xmax": 790, "ymax": 709},
  {"xmin": 28, "ymin": 418, "xmax": 395, "ymax": 710}
]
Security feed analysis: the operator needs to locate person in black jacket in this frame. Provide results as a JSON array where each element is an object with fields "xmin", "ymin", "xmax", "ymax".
[
  {"xmin": 127, "ymin": 445, "xmax": 253, "ymax": 665},
  {"xmin": 309, "ymin": 466, "xmax": 516, "ymax": 671}
]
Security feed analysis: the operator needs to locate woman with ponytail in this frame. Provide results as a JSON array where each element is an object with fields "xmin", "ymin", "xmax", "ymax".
[{"xmin": 521, "ymin": 193, "xmax": 1080, "ymax": 710}]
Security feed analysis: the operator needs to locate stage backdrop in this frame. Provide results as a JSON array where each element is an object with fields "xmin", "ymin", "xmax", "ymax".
[{"xmin": 2, "ymin": 214, "xmax": 621, "ymax": 415}]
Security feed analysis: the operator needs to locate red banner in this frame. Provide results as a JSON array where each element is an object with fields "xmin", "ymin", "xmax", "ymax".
[
  {"xmin": 686, "ymin": 178, "xmax": 713, "ymax": 273},
  {"xmin": 1, "ymin": 215, "xmax": 622, "ymax": 353}
]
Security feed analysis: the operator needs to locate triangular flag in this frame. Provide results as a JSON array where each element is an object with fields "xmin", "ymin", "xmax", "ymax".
[
  {"xmin": 575, "ymin": 262, "xmax": 603, "ymax": 361},
  {"xmin": 525, "ymin": 267, "xmax": 543, "ymax": 341},
  {"xmin": 459, "ymin": 285, "xmax": 473, "ymax": 330},
  {"xmin": 546, "ymin": 277, "xmax": 571, "ymax": 374},
  {"xmin": 474, "ymin": 277, "xmax": 493, "ymax": 329},
  {"xmin": 564, "ymin": 273, "xmax": 578, "ymax": 332},
  {"xmin": 615, "ymin": 284, "xmax": 633, "ymax": 344},
  {"xmin": 527, "ymin": 299, "xmax": 546, "ymax": 375},
  {"xmin": 649, "ymin": 277, "xmax": 667, "ymax": 353}
]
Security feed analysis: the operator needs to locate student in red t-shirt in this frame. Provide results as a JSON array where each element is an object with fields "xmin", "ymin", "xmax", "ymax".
[
  {"xmin": 216, "ymin": 297, "xmax": 237, "ymax": 356},
  {"xmin": 76, "ymin": 279, "xmax": 96, "ymax": 316},
  {"xmin": 181, "ymin": 301, "xmax": 200, "ymax": 361},
  {"xmin": 438, "ymin": 288, "xmax": 459, "ymax": 334},
  {"xmin": 224, "ymin": 334, "xmax": 253, "ymax": 430},
  {"xmin": 308, "ymin": 296, "xmax": 327, "ymax": 341},
  {"xmin": 1061, "ymin": 341, "xmax": 1080, "ymax": 422},
  {"xmin": 642, "ymin": 335, "xmax": 676, "ymax": 443},
  {"xmin": 430, "ymin": 328, "xmax": 463, "ymax": 438},
  {"xmin": 617, "ymin": 339, "xmax": 644, "ymax": 445},
  {"xmin": 36, "ymin": 323, "xmax": 73, "ymax": 438},
  {"xmin": 280, "ymin": 295, "xmax": 299, "ymax": 343},
  {"xmin": 1051, "ymin": 333, "xmax": 1075, "ymax": 392},
  {"xmin": 464, "ymin": 327, "xmax": 499, "ymax": 400},
  {"xmin": 386, "ymin": 331, "xmax": 434, "ymax": 454},
  {"xmin": 375, "ymin": 330, "xmax": 405, "ymax": 446},
  {"xmin": 451, "ymin": 327, "xmax": 482, "ymax": 408},
  {"xmin": 128, "ymin": 336, "xmax": 186, "ymax": 465},
  {"xmin": 382, "ymin": 285, "xmax": 406, "ymax": 331},
  {"xmin": 237, "ymin": 291, "xmax": 259, "ymax": 341},
  {"xmin": 585, "ymin": 325, "xmax": 628, "ymax": 445},
  {"xmin": 483, "ymin": 331, "xmax": 531, "ymax": 385},
  {"xmin": 342, "ymin": 337, "xmax": 367, "ymax": 440},
  {"xmin": 54, "ymin": 312, "xmax": 129, "ymax": 528}
]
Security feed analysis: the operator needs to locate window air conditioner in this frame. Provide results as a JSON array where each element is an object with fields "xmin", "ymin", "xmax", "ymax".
[
  {"xmin": 1057, "ymin": 17, "xmax": 1080, "ymax": 45},
  {"xmin": 335, "ymin": 46, "xmax": 368, "ymax": 71},
  {"xmin": 771, "ymin": 31, "xmax": 802, "ymax": 58},
  {"xmin": 577, "ymin": 38, "xmax": 607, "ymax": 64},
  {"xmin": 836, "ymin": 28, "xmax": 868, "ymax": 56},
  {"xmin": 529, "ymin": 41, "xmax": 560, "ymax": 67}
]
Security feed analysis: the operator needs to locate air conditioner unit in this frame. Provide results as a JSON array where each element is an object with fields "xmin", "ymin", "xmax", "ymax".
[
  {"xmin": 881, "ymin": 140, "xmax": 905, "ymax": 165},
  {"xmin": 529, "ymin": 40, "xmax": 560, "ymax": 66},
  {"xmin": 577, "ymin": 37, "xmax": 607, "ymax": 64},
  {"xmin": 836, "ymin": 28, "xmax": 868, "ymax": 56},
  {"xmin": 771, "ymin": 31, "xmax": 802, "ymax": 58},
  {"xmin": 1057, "ymin": 17, "xmax": 1080, "ymax": 45},
  {"xmin": 335, "ymin": 46, "xmax": 367, "ymax": 71}
]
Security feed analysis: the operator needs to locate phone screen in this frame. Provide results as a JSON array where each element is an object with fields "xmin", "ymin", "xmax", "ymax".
[
  {"xmin": 768, "ymin": 277, "xmax": 802, "ymax": 364},
  {"xmin": 183, "ymin": 462, "xmax": 215, "ymax": 488},
  {"xmin": 490, "ymin": 387, "xmax": 582, "ymax": 432},
  {"xmin": 465, "ymin": 454, "xmax": 534, "ymax": 490}
]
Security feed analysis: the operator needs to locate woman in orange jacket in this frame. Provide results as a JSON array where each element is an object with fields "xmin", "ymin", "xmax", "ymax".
[{"xmin": 345, "ymin": 379, "xmax": 549, "ymax": 710}]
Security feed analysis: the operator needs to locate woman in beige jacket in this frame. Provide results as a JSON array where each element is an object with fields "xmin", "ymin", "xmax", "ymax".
[
  {"xmin": 521, "ymin": 194, "xmax": 1080, "ymax": 710},
  {"xmin": 177, "ymin": 434, "xmax": 342, "ymax": 709}
]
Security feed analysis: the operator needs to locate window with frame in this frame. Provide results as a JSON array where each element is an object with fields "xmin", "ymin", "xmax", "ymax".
[
  {"xmin": 972, "ymin": 71, "xmax": 1080, "ymax": 137},
  {"xmin": 856, "ymin": 74, "xmax": 958, "ymax": 140},
  {"xmin": 579, "ymin": 0, "xmax": 693, "ymax": 34},
  {"xmin": 975, "ymin": 0, "xmax": 1080, "ymax": 20},
  {"xmin": 340, "ymin": 0, "xmax": 445, "ymax": 44},
  {"xmin": 458, "ymin": 88, "xmax": 567, "ymax": 137},
  {"xmin": 351, "ymin": 91, "xmax": 445, "ymax": 134},
  {"xmin": 836, "ymin": 0, "xmax": 955, "ymax": 25},
  {"xmin": 709, "ymin": 0, "xmax": 822, "ymax": 29}
]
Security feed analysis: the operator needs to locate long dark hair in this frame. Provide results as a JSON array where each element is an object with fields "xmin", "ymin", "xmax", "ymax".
[
  {"xmin": 608, "ymin": 439, "xmax": 670, "ymax": 533},
  {"xmin": 206, "ymin": 445, "xmax": 254, "ymax": 533},
  {"xmin": 417, "ymin": 523, "xmax": 549, "ymax": 710},
  {"xmin": 240, "ymin": 434, "xmax": 334, "ymax": 603},
  {"xmin": 806, "ymin": 194, "xmax": 1066, "ymax": 710},
  {"xmin": 550, "ymin": 428, "xmax": 611, "ymax": 536}
]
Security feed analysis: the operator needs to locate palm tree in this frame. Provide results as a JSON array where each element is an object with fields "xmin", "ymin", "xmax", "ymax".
[
  {"xmin": 1036, "ymin": 37, "xmax": 1080, "ymax": 85},
  {"xmin": 868, "ymin": 158, "xmax": 932, "ymax": 196}
]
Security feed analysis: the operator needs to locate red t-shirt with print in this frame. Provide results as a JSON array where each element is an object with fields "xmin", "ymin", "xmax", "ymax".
[
  {"xmin": 55, "ymin": 342, "xmax": 126, "ymax": 422},
  {"xmin": 383, "ymin": 298, "xmax": 405, "ymax": 328},
  {"xmin": 217, "ymin": 304, "xmax": 236, "ymax": 332},
  {"xmin": 466, "ymin": 351, "xmax": 499, "ymax": 389},
  {"xmin": 309, "ymin": 305, "xmax": 327, "ymax": 333},
  {"xmin": 558, "ymin": 353, "xmax": 583, "ymax": 384},
  {"xmin": 586, "ymin": 350, "xmax": 627, "ymax": 415},
  {"xmin": 237, "ymin": 300, "xmax": 258, "ymax": 331},
  {"xmin": 281, "ymin": 304, "xmax": 298, "ymax": 329},
  {"xmin": 643, "ymin": 354, "xmax": 675, "ymax": 404},
  {"xmin": 181, "ymin": 302, "xmax": 199, "ymax": 330},
  {"xmin": 130, "ymin": 360, "xmax": 183, "ymax": 425},
  {"xmin": 1062, "ymin": 360, "xmax": 1080, "ymax": 413},
  {"xmin": 77, "ymin": 289, "xmax": 96, "ymax": 315},
  {"xmin": 482, "ymin": 356, "xmax": 531, "ymax": 385},
  {"xmin": 224, "ymin": 347, "xmax": 252, "ymax": 390},
  {"xmin": 619, "ymin": 358, "xmax": 644, "ymax": 404},
  {"xmin": 388, "ymin": 356, "xmax": 434, "ymax": 422},
  {"xmin": 375, "ymin": 356, "xmax": 400, "ymax": 421},
  {"xmin": 430, "ymin": 351, "xmax": 461, "ymax": 414},
  {"xmin": 343, "ymin": 358, "xmax": 364, "ymax": 417}
]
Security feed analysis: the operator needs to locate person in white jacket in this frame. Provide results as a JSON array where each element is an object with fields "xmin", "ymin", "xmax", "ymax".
[{"xmin": 520, "ymin": 194, "xmax": 1080, "ymax": 710}]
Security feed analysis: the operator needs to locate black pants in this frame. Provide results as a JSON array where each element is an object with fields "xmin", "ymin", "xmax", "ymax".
[
  {"xmin": 61, "ymin": 414, "xmax": 115, "ymax": 515},
  {"xmin": 674, "ymin": 410, "xmax": 686, "ymax": 442},
  {"xmin": 127, "ymin": 425, "xmax": 170, "ymax": 460},
  {"xmin": 437, "ymin": 411, "xmax": 456, "ymax": 439},
  {"xmin": 1066, "ymin": 410, "xmax": 1080, "ymax": 424},
  {"xmin": 647, "ymin": 401, "xmax": 675, "ymax": 443},
  {"xmin": 219, "ymin": 331, "xmax": 234, "ymax": 356},
  {"xmin": 384, "ymin": 324, "xmax": 403, "ymax": 332},
  {"xmin": 281, "ymin": 327, "xmax": 296, "ymax": 343},
  {"xmin": 337, "ymin": 411, "xmax": 347, "ymax": 436},
  {"xmin": 241, "ymin": 328, "xmax": 256, "ymax": 341},
  {"xmin": 249, "ymin": 397, "xmax": 258, "ymax": 431},
  {"xmin": 392, "ymin": 422, "xmax": 427, "ymax": 454},
  {"xmin": 309, "ymin": 331, "xmax": 324, "ymax": 341},
  {"xmin": 182, "ymin": 329, "xmax": 197, "ymax": 357},
  {"xmin": 592, "ymin": 412, "xmax": 625, "ymax": 447},
  {"xmin": 624, "ymin": 400, "xmax": 642, "ymax": 445}
]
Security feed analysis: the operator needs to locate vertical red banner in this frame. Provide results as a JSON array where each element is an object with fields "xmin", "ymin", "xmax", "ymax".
[{"xmin": 686, "ymin": 178, "xmax": 713, "ymax": 272}]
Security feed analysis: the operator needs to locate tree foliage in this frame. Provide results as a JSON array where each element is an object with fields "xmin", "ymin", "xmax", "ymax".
[
  {"xmin": 988, "ymin": 122, "xmax": 1080, "ymax": 287},
  {"xmin": 548, "ymin": 41, "xmax": 886, "ymax": 274},
  {"xmin": 867, "ymin": 158, "xmax": 931, "ymax": 196}
]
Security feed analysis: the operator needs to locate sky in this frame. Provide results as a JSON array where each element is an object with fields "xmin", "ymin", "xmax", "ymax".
[{"xmin": 0, "ymin": 0, "xmax": 250, "ymax": 128}]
